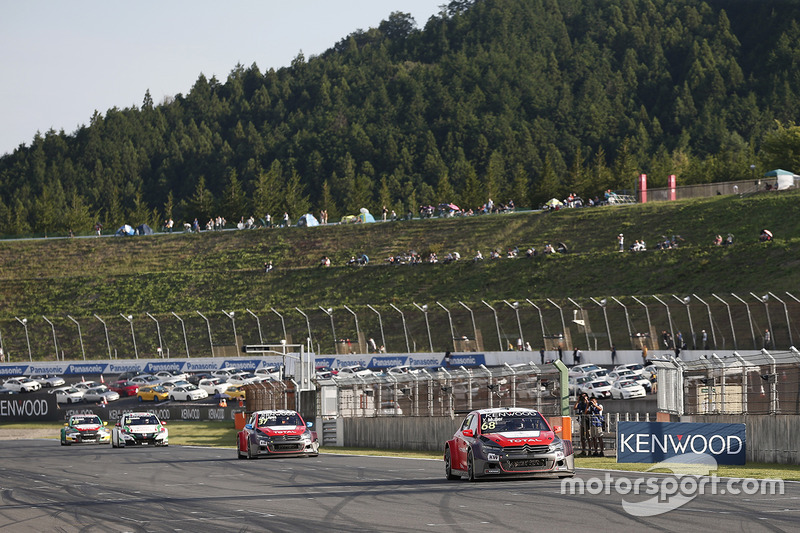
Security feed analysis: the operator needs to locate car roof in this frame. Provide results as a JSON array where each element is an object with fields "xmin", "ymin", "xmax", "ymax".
[{"xmin": 468, "ymin": 407, "xmax": 542, "ymax": 416}]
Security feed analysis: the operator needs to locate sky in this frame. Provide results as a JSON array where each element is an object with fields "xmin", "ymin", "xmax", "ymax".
[{"xmin": 0, "ymin": 1, "xmax": 445, "ymax": 156}]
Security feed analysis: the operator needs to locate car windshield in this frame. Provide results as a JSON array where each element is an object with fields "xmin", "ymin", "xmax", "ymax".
[
  {"xmin": 72, "ymin": 415, "xmax": 101, "ymax": 425},
  {"xmin": 592, "ymin": 380, "xmax": 611, "ymax": 387},
  {"xmin": 479, "ymin": 411, "xmax": 550, "ymax": 433},
  {"xmin": 126, "ymin": 415, "xmax": 159, "ymax": 425},
  {"xmin": 619, "ymin": 381, "xmax": 637, "ymax": 388},
  {"xmin": 257, "ymin": 412, "xmax": 302, "ymax": 427}
]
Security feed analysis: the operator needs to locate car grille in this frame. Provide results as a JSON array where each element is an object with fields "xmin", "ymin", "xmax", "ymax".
[
  {"xmin": 273, "ymin": 434, "xmax": 302, "ymax": 441},
  {"xmin": 503, "ymin": 444, "xmax": 549, "ymax": 454},
  {"xmin": 504, "ymin": 458, "xmax": 550, "ymax": 471},
  {"xmin": 271, "ymin": 443, "xmax": 303, "ymax": 451}
]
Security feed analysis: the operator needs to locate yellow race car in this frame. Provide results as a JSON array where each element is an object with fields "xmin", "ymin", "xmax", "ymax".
[{"xmin": 136, "ymin": 385, "xmax": 169, "ymax": 402}]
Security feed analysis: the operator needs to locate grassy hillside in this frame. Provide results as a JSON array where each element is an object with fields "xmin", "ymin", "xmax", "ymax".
[{"xmin": 0, "ymin": 191, "xmax": 797, "ymax": 361}]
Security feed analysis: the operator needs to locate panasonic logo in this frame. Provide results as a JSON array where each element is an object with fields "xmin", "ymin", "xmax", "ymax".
[
  {"xmin": 68, "ymin": 365, "xmax": 106, "ymax": 374},
  {"xmin": 0, "ymin": 366, "xmax": 27, "ymax": 376},
  {"xmin": 619, "ymin": 433, "xmax": 743, "ymax": 455}
]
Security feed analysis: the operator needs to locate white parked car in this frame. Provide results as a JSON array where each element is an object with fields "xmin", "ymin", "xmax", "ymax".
[
  {"xmin": 82, "ymin": 385, "xmax": 120, "ymax": 403},
  {"xmin": 226, "ymin": 372, "xmax": 263, "ymax": 386},
  {"xmin": 153, "ymin": 370, "xmax": 190, "ymax": 382},
  {"xmin": 613, "ymin": 363, "xmax": 646, "ymax": 376},
  {"xmin": 212, "ymin": 367, "xmax": 241, "ymax": 380},
  {"xmin": 73, "ymin": 380, "xmax": 100, "ymax": 392},
  {"xmin": 609, "ymin": 370, "xmax": 651, "ymax": 392},
  {"xmin": 336, "ymin": 365, "xmax": 373, "ymax": 378},
  {"xmin": 609, "ymin": 379, "xmax": 647, "ymax": 399},
  {"xmin": 33, "ymin": 374, "xmax": 65, "ymax": 388},
  {"xmin": 569, "ymin": 364, "xmax": 603, "ymax": 377},
  {"xmin": 254, "ymin": 366, "xmax": 282, "ymax": 381},
  {"xmin": 3, "ymin": 377, "xmax": 42, "ymax": 392},
  {"xmin": 568, "ymin": 375, "xmax": 591, "ymax": 395},
  {"xmin": 580, "ymin": 379, "xmax": 613, "ymax": 399},
  {"xmin": 130, "ymin": 375, "xmax": 161, "ymax": 386},
  {"xmin": 198, "ymin": 378, "xmax": 230, "ymax": 395},
  {"xmin": 159, "ymin": 379, "xmax": 192, "ymax": 391},
  {"xmin": 51, "ymin": 386, "xmax": 85, "ymax": 404},
  {"xmin": 168, "ymin": 384, "xmax": 209, "ymax": 401}
]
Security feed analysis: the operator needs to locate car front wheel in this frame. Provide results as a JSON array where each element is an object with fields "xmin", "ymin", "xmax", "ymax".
[
  {"xmin": 467, "ymin": 451, "xmax": 476, "ymax": 482},
  {"xmin": 444, "ymin": 447, "xmax": 459, "ymax": 480}
]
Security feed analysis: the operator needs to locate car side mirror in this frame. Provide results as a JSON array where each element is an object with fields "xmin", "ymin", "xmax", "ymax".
[
  {"xmin": 306, "ymin": 421, "xmax": 314, "ymax": 428},
  {"xmin": 115, "ymin": 422, "xmax": 121, "ymax": 427},
  {"xmin": 63, "ymin": 423, "xmax": 68, "ymax": 427},
  {"xmin": 244, "ymin": 424, "xmax": 253, "ymax": 430},
  {"xmin": 462, "ymin": 429, "xmax": 474, "ymax": 438},
  {"xmin": 552, "ymin": 425, "xmax": 562, "ymax": 434},
  {"xmin": 103, "ymin": 421, "xmax": 108, "ymax": 426},
  {"xmin": 161, "ymin": 421, "xmax": 167, "ymax": 425}
]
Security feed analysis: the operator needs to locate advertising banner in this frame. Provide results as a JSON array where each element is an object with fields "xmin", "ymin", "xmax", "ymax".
[
  {"xmin": 0, "ymin": 393, "xmax": 60, "ymax": 422},
  {"xmin": 617, "ymin": 421, "xmax": 746, "ymax": 465}
]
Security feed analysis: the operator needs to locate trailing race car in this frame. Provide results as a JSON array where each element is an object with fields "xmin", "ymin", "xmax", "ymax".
[
  {"xmin": 237, "ymin": 409, "xmax": 319, "ymax": 459},
  {"xmin": 444, "ymin": 407, "xmax": 574, "ymax": 481},
  {"xmin": 111, "ymin": 412, "xmax": 168, "ymax": 447},
  {"xmin": 60, "ymin": 414, "xmax": 111, "ymax": 445}
]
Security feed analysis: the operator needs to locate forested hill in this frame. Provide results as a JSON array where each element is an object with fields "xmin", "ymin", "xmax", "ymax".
[{"xmin": 2, "ymin": 0, "xmax": 800, "ymax": 237}]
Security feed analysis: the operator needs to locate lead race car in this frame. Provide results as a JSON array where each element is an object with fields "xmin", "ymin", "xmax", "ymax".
[
  {"xmin": 444, "ymin": 407, "xmax": 575, "ymax": 481},
  {"xmin": 237, "ymin": 409, "xmax": 319, "ymax": 459},
  {"xmin": 60, "ymin": 414, "xmax": 111, "ymax": 445}
]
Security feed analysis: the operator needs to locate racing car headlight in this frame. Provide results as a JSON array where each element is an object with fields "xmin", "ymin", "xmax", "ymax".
[{"xmin": 548, "ymin": 440, "xmax": 564, "ymax": 453}]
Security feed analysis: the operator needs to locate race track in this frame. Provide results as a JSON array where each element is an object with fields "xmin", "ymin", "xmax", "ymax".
[{"xmin": 0, "ymin": 440, "xmax": 796, "ymax": 532}]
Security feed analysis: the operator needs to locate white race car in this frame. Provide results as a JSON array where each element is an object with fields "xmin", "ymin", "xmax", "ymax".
[
  {"xmin": 61, "ymin": 414, "xmax": 111, "ymax": 445},
  {"xmin": 112, "ymin": 412, "xmax": 168, "ymax": 447}
]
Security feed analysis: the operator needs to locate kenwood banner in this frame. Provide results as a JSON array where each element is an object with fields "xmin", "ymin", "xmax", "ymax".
[
  {"xmin": 617, "ymin": 421, "xmax": 746, "ymax": 465},
  {"xmin": 0, "ymin": 393, "xmax": 60, "ymax": 422}
]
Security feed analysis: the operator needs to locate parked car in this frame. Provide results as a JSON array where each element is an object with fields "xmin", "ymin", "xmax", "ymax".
[
  {"xmin": 223, "ymin": 385, "xmax": 246, "ymax": 401},
  {"xmin": 608, "ymin": 370, "xmax": 651, "ymax": 393},
  {"xmin": 130, "ymin": 374, "xmax": 160, "ymax": 387},
  {"xmin": 226, "ymin": 372, "xmax": 263, "ymax": 386},
  {"xmin": 236, "ymin": 409, "xmax": 318, "ymax": 459},
  {"xmin": 60, "ymin": 414, "xmax": 111, "ymax": 445},
  {"xmin": 33, "ymin": 374, "xmax": 65, "ymax": 388},
  {"xmin": 444, "ymin": 407, "xmax": 574, "ymax": 481},
  {"xmin": 51, "ymin": 386, "xmax": 85, "ymax": 404},
  {"xmin": 198, "ymin": 378, "xmax": 229, "ymax": 396},
  {"xmin": 254, "ymin": 366, "xmax": 282, "ymax": 381},
  {"xmin": 336, "ymin": 365, "xmax": 373, "ymax": 378},
  {"xmin": 108, "ymin": 380, "xmax": 139, "ymax": 397},
  {"xmin": 187, "ymin": 372, "xmax": 214, "ymax": 385},
  {"xmin": 609, "ymin": 379, "xmax": 647, "ymax": 399},
  {"xmin": 580, "ymin": 379, "xmax": 613, "ymax": 399},
  {"xmin": 159, "ymin": 379, "xmax": 192, "ymax": 391},
  {"xmin": 111, "ymin": 412, "xmax": 168, "ymax": 447},
  {"xmin": 153, "ymin": 370, "xmax": 190, "ymax": 382},
  {"xmin": 168, "ymin": 384, "xmax": 208, "ymax": 401},
  {"xmin": 613, "ymin": 363, "xmax": 646, "ymax": 376},
  {"xmin": 82, "ymin": 385, "xmax": 120, "ymax": 403},
  {"xmin": 3, "ymin": 377, "xmax": 42, "ymax": 392},
  {"xmin": 212, "ymin": 367, "xmax": 241, "ymax": 380},
  {"xmin": 568, "ymin": 375, "xmax": 591, "ymax": 395},
  {"xmin": 136, "ymin": 385, "xmax": 169, "ymax": 402},
  {"xmin": 568, "ymin": 364, "xmax": 603, "ymax": 377},
  {"xmin": 73, "ymin": 380, "xmax": 100, "ymax": 392}
]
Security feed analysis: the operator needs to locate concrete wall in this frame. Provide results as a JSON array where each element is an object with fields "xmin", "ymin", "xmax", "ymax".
[
  {"xmin": 342, "ymin": 416, "xmax": 462, "ymax": 451},
  {"xmin": 684, "ymin": 414, "xmax": 800, "ymax": 465}
]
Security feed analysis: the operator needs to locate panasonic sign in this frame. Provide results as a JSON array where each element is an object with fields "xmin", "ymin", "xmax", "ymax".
[{"xmin": 617, "ymin": 421, "xmax": 746, "ymax": 465}]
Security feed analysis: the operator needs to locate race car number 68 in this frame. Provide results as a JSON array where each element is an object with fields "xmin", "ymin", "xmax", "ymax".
[{"xmin": 481, "ymin": 421, "xmax": 496, "ymax": 430}]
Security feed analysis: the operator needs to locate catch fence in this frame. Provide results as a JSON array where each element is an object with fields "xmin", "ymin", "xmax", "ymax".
[
  {"xmin": 322, "ymin": 363, "xmax": 563, "ymax": 418},
  {"xmin": 654, "ymin": 349, "xmax": 800, "ymax": 415}
]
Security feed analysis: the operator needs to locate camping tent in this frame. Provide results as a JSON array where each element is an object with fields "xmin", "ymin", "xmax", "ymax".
[
  {"xmin": 764, "ymin": 169, "xmax": 799, "ymax": 190},
  {"xmin": 297, "ymin": 213, "xmax": 320, "ymax": 227},
  {"xmin": 357, "ymin": 208, "xmax": 375, "ymax": 223},
  {"xmin": 136, "ymin": 224, "xmax": 154, "ymax": 235},
  {"xmin": 545, "ymin": 198, "xmax": 563, "ymax": 208},
  {"xmin": 115, "ymin": 224, "xmax": 135, "ymax": 236}
]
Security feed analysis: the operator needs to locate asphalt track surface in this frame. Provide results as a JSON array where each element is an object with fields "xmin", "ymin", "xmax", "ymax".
[{"xmin": 0, "ymin": 440, "xmax": 797, "ymax": 532}]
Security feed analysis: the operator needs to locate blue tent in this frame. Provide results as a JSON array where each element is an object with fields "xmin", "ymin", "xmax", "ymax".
[
  {"xmin": 115, "ymin": 224, "xmax": 135, "ymax": 236},
  {"xmin": 357, "ymin": 208, "xmax": 375, "ymax": 223},
  {"xmin": 296, "ymin": 213, "xmax": 320, "ymax": 227}
]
